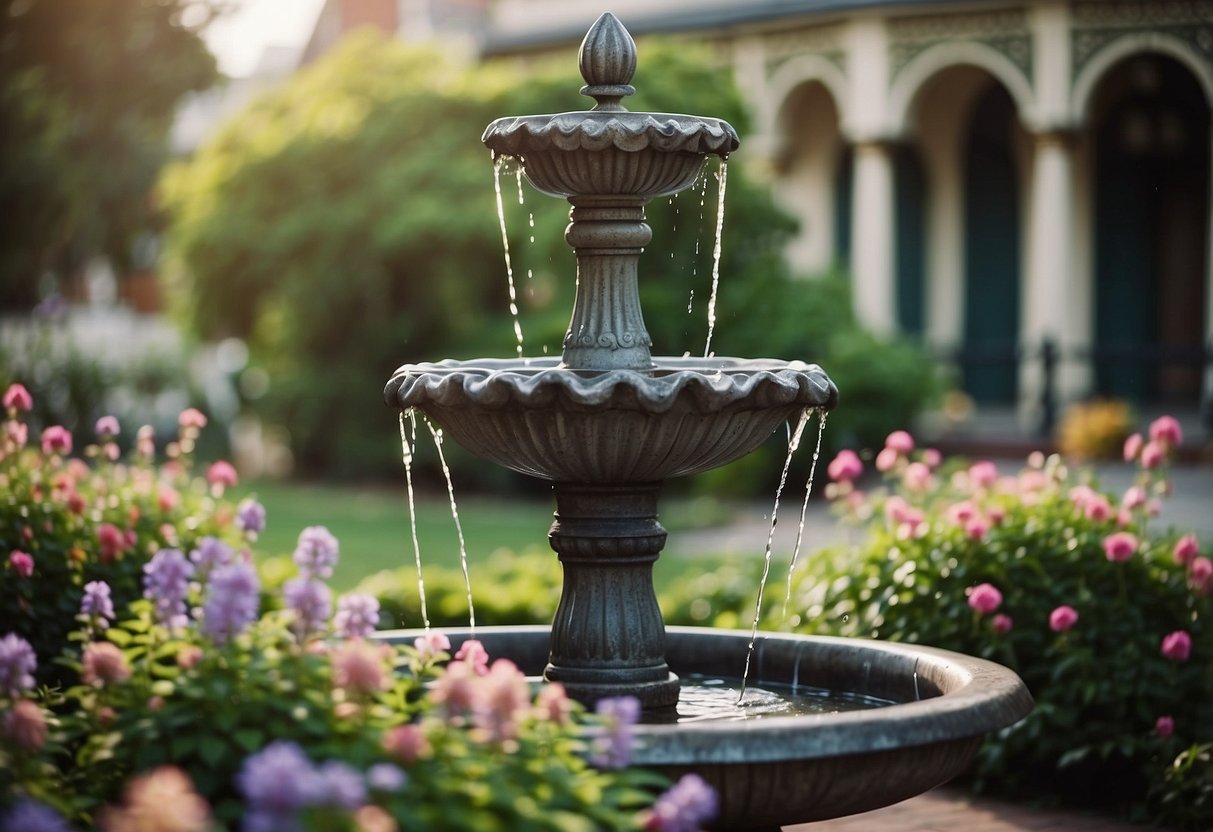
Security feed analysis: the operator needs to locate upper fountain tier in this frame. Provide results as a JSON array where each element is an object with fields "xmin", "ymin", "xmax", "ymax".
[{"xmin": 482, "ymin": 12, "xmax": 738, "ymax": 199}]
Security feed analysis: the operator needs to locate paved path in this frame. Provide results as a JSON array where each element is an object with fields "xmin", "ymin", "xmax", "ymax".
[{"xmin": 786, "ymin": 787, "xmax": 1152, "ymax": 832}]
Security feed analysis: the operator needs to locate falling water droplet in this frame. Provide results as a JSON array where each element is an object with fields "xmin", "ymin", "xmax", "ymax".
[
  {"xmin": 740, "ymin": 409, "xmax": 811, "ymax": 702},
  {"xmin": 493, "ymin": 156, "xmax": 525, "ymax": 358},
  {"xmin": 398, "ymin": 410, "xmax": 429, "ymax": 629},
  {"xmin": 686, "ymin": 289, "xmax": 695, "ymax": 314},
  {"xmin": 425, "ymin": 417, "xmax": 475, "ymax": 634},
  {"xmin": 528, "ymin": 212, "xmax": 535, "ymax": 243},
  {"xmin": 783, "ymin": 409, "xmax": 828, "ymax": 619},
  {"xmin": 703, "ymin": 159, "xmax": 728, "ymax": 359},
  {"xmin": 515, "ymin": 166, "xmax": 525, "ymax": 205}
]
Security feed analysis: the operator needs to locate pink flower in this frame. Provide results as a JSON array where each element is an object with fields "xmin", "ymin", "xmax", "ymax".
[
  {"xmin": 82, "ymin": 641, "xmax": 131, "ymax": 686},
  {"xmin": 884, "ymin": 430, "xmax": 914, "ymax": 454},
  {"xmin": 7, "ymin": 551, "xmax": 33, "ymax": 577},
  {"xmin": 921, "ymin": 448, "xmax": 942, "ymax": 469},
  {"xmin": 2, "ymin": 699, "xmax": 47, "ymax": 752},
  {"xmin": 1102, "ymin": 532, "xmax": 1138, "ymax": 562},
  {"xmin": 206, "ymin": 461, "xmax": 238, "ymax": 489},
  {"xmin": 884, "ymin": 496, "xmax": 911, "ymax": 525},
  {"xmin": 177, "ymin": 645, "xmax": 203, "ymax": 670},
  {"xmin": 827, "ymin": 449, "xmax": 863, "ymax": 482},
  {"xmin": 1069, "ymin": 485, "xmax": 1096, "ymax": 510},
  {"xmin": 455, "ymin": 639, "xmax": 490, "ymax": 676},
  {"xmin": 1084, "ymin": 495, "xmax": 1112, "ymax": 522},
  {"xmin": 902, "ymin": 462, "xmax": 933, "ymax": 492},
  {"xmin": 535, "ymin": 682, "xmax": 573, "ymax": 724},
  {"xmin": 1149, "ymin": 415, "xmax": 1183, "ymax": 449},
  {"xmin": 969, "ymin": 461, "xmax": 999, "ymax": 489},
  {"xmin": 965, "ymin": 520, "xmax": 989, "ymax": 541},
  {"xmin": 98, "ymin": 766, "xmax": 212, "ymax": 832},
  {"xmin": 991, "ymin": 614, "xmax": 1013, "ymax": 635},
  {"xmin": 1160, "ymin": 630, "xmax": 1192, "ymax": 663},
  {"xmin": 1189, "ymin": 557, "xmax": 1212, "ymax": 596},
  {"xmin": 1174, "ymin": 535, "xmax": 1200, "ymax": 566},
  {"xmin": 178, "ymin": 408, "xmax": 207, "ymax": 430},
  {"xmin": 1140, "ymin": 441, "xmax": 1166, "ymax": 469},
  {"xmin": 40, "ymin": 425, "xmax": 72, "ymax": 456},
  {"xmin": 1122, "ymin": 486, "xmax": 1147, "ymax": 511},
  {"xmin": 94, "ymin": 415, "xmax": 120, "ymax": 440},
  {"xmin": 414, "ymin": 631, "xmax": 451, "ymax": 661},
  {"xmin": 2, "ymin": 383, "xmax": 32, "ymax": 412},
  {"xmin": 1122, "ymin": 432, "xmax": 1143, "ymax": 462},
  {"xmin": 1049, "ymin": 605, "xmax": 1079, "ymax": 632},
  {"xmin": 967, "ymin": 583, "xmax": 1002, "ymax": 615},
  {"xmin": 331, "ymin": 640, "xmax": 389, "ymax": 696},
  {"xmin": 874, "ymin": 447, "xmax": 899, "ymax": 472},
  {"xmin": 97, "ymin": 523, "xmax": 128, "ymax": 564},
  {"xmin": 987, "ymin": 505, "xmax": 1007, "ymax": 526},
  {"xmin": 472, "ymin": 659, "xmax": 531, "ymax": 743},
  {"xmin": 948, "ymin": 501, "xmax": 978, "ymax": 526},
  {"xmin": 1155, "ymin": 716, "xmax": 1174, "ymax": 739},
  {"xmin": 384, "ymin": 724, "xmax": 431, "ymax": 764}
]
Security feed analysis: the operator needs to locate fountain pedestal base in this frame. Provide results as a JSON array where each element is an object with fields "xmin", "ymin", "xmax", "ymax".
[{"xmin": 546, "ymin": 482, "xmax": 680, "ymax": 708}]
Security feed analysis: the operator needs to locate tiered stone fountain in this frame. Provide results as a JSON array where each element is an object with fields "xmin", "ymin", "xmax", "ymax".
[{"xmin": 385, "ymin": 13, "xmax": 1030, "ymax": 829}]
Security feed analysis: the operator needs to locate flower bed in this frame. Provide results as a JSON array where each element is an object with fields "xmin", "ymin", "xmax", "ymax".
[{"xmin": 0, "ymin": 385, "xmax": 715, "ymax": 831}]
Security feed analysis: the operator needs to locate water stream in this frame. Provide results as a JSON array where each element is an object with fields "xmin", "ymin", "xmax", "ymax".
[
  {"xmin": 425, "ymin": 418, "xmax": 476, "ymax": 633},
  {"xmin": 739, "ymin": 408, "xmax": 811, "ymax": 701},
  {"xmin": 702, "ymin": 159, "xmax": 728, "ymax": 358},
  {"xmin": 492, "ymin": 155, "xmax": 525, "ymax": 359},
  {"xmin": 782, "ymin": 409, "xmax": 828, "ymax": 619},
  {"xmin": 397, "ymin": 410, "xmax": 430, "ymax": 629}
]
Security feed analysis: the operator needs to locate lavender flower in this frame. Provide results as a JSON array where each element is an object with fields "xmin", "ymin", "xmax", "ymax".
[
  {"xmin": 201, "ymin": 561, "xmax": 261, "ymax": 645},
  {"xmin": 647, "ymin": 774, "xmax": 720, "ymax": 832},
  {"xmin": 365, "ymin": 762, "xmax": 407, "ymax": 793},
  {"xmin": 283, "ymin": 577, "xmax": 332, "ymax": 641},
  {"xmin": 590, "ymin": 696, "xmax": 640, "ymax": 769},
  {"xmin": 333, "ymin": 593, "xmax": 380, "ymax": 639},
  {"xmin": 237, "ymin": 741, "xmax": 322, "ymax": 826},
  {"xmin": 292, "ymin": 526, "xmax": 339, "ymax": 579},
  {"xmin": 0, "ymin": 798, "xmax": 72, "ymax": 832},
  {"xmin": 0, "ymin": 632, "xmax": 37, "ymax": 697},
  {"xmin": 236, "ymin": 498, "xmax": 267, "ymax": 536},
  {"xmin": 143, "ymin": 549, "xmax": 195, "ymax": 629},
  {"xmin": 317, "ymin": 761, "xmax": 366, "ymax": 810},
  {"xmin": 189, "ymin": 536, "xmax": 235, "ymax": 577},
  {"xmin": 80, "ymin": 580, "xmax": 115, "ymax": 629}
]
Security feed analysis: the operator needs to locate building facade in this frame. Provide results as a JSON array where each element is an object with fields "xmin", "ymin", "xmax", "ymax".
[{"xmin": 481, "ymin": 0, "xmax": 1213, "ymax": 430}]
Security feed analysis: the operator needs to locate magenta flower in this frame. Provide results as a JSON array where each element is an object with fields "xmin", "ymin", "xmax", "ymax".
[
  {"xmin": 1049, "ymin": 605, "xmax": 1079, "ymax": 632},
  {"xmin": 1140, "ymin": 441, "xmax": 1166, "ymax": 469},
  {"xmin": 2, "ymin": 383, "xmax": 32, "ymax": 413},
  {"xmin": 1155, "ymin": 716, "xmax": 1174, "ymax": 738},
  {"xmin": 1160, "ymin": 630, "xmax": 1192, "ymax": 663},
  {"xmin": 991, "ymin": 614, "xmax": 1014, "ymax": 635},
  {"xmin": 201, "ymin": 561, "xmax": 261, "ymax": 645},
  {"xmin": 177, "ymin": 408, "xmax": 208, "ymax": 430},
  {"xmin": 884, "ymin": 430, "xmax": 914, "ymax": 454},
  {"xmin": 293, "ymin": 526, "xmax": 339, "ymax": 579},
  {"xmin": 1102, "ymin": 532, "xmax": 1138, "ymax": 562},
  {"xmin": 0, "ymin": 633, "xmax": 37, "ymax": 696},
  {"xmin": 1149, "ymin": 415, "xmax": 1183, "ymax": 448},
  {"xmin": 94, "ymin": 415, "xmax": 120, "ymax": 440},
  {"xmin": 1174, "ymin": 535, "xmax": 1200, "ymax": 566},
  {"xmin": 827, "ymin": 449, "xmax": 863, "ymax": 482},
  {"xmin": 591, "ymin": 696, "xmax": 641, "ymax": 769},
  {"xmin": 948, "ymin": 501, "xmax": 978, "ymax": 526},
  {"xmin": 334, "ymin": 593, "xmax": 380, "ymax": 639},
  {"xmin": 964, "ymin": 519, "xmax": 989, "ymax": 542},
  {"xmin": 40, "ymin": 425, "xmax": 71, "ymax": 456},
  {"xmin": 646, "ymin": 773, "xmax": 720, "ymax": 832},
  {"xmin": 7, "ymin": 551, "xmax": 33, "ymax": 577},
  {"xmin": 1084, "ymin": 495, "xmax": 1112, "ymax": 522},
  {"xmin": 206, "ymin": 460, "xmax": 238, "ymax": 490},
  {"xmin": 1190, "ymin": 556, "xmax": 1212, "ymax": 596},
  {"xmin": 967, "ymin": 583, "xmax": 1002, "ymax": 616},
  {"xmin": 1122, "ymin": 432, "xmax": 1143, "ymax": 462}
]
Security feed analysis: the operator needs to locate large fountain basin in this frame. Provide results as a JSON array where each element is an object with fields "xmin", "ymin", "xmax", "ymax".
[
  {"xmin": 385, "ymin": 356, "xmax": 837, "ymax": 482},
  {"xmin": 381, "ymin": 625, "xmax": 1033, "ymax": 830}
]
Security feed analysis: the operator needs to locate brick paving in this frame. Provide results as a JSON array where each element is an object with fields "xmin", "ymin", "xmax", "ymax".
[{"xmin": 786, "ymin": 787, "xmax": 1153, "ymax": 832}]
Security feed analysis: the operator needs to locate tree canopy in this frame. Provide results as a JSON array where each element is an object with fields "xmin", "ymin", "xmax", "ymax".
[{"xmin": 0, "ymin": 0, "xmax": 217, "ymax": 309}]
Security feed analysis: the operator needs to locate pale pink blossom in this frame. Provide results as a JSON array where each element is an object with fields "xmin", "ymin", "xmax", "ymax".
[
  {"xmin": 948, "ymin": 501, "xmax": 978, "ymax": 526},
  {"xmin": 2, "ymin": 383, "xmax": 32, "ymax": 412},
  {"xmin": 535, "ymin": 682, "xmax": 574, "ymax": 724},
  {"xmin": 384, "ymin": 724, "xmax": 431, "ymax": 764},
  {"xmin": 1146, "ymin": 498, "xmax": 1162, "ymax": 517},
  {"xmin": 1174, "ymin": 535, "xmax": 1200, "ymax": 566},
  {"xmin": 1189, "ymin": 557, "xmax": 1212, "ymax": 596},
  {"xmin": 967, "ymin": 583, "xmax": 1002, "ymax": 615},
  {"xmin": 1140, "ymin": 441, "xmax": 1166, "ymax": 469},
  {"xmin": 455, "ymin": 639, "xmax": 490, "ymax": 676},
  {"xmin": 2, "ymin": 699, "xmax": 46, "ymax": 751},
  {"xmin": 902, "ymin": 462, "xmax": 933, "ymax": 492},
  {"xmin": 98, "ymin": 765, "xmax": 212, "ymax": 832},
  {"xmin": 1084, "ymin": 495, "xmax": 1112, "ymax": 522},
  {"xmin": 1122, "ymin": 432, "xmax": 1143, "ymax": 462},
  {"xmin": 884, "ymin": 496, "xmax": 911, "ymax": 525},
  {"xmin": 1149, "ymin": 415, "xmax": 1183, "ymax": 449},
  {"xmin": 991, "ymin": 614, "xmax": 1013, "ymax": 635},
  {"xmin": 1069, "ymin": 485, "xmax": 1096, "ymax": 510},
  {"xmin": 1160, "ymin": 630, "xmax": 1192, "ymax": 663},
  {"xmin": 331, "ymin": 640, "xmax": 390, "ymax": 696},
  {"xmin": 414, "ymin": 631, "xmax": 451, "ymax": 661},
  {"xmin": 1103, "ymin": 532, "xmax": 1138, "ymax": 562},
  {"xmin": 884, "ymin": 430, "xmax": 914, "ymax": 454},
  {"xmin": 95, "ymin": 415, "xmax": 120, "ymax": 440},
  {"xmin": 82, "ymin": 642, "xmax": 131, "ymax": 686},
  {"xmin": 177, "ymin": 408, "xmax": 207, "ymax": 430},
  {"xmin": 987, "ymin": 505, "xmax": 1007, "ymax": 526},
  {"xmin": 969, "ymin": 461, "xmax": 999, "ymax": 489},
  {"xmin": 1122, "ymin": 486, "xmax": 1147, "ymax": 511},
  {"xmin": 921, "ymin": 448, "xmax": 942, "ymax": 468},
  {"xmin": 40, "ymin": 425, "xmax": 71, "ymax": 456},
  {"xmin": 827, "ymin": 449, "xmax": 863, "ymax": 482},
  {"xmin": 1155, "ymin": 716, "xmax": 1174, "ymax": 739},
  {"xmin": 1049, "ymin": 605, "xmax": 1079, "ymax": 632},
  {"xmin": 875, "ymin": 447, "xmax": 899, "ymax": 472},
  {"xmin": 472, "ymin": 659, "xmax": 531, "ymax": 743},
  {"xmin": 206, "ymin": 461, "xmax": 238, "ymax": 490}
]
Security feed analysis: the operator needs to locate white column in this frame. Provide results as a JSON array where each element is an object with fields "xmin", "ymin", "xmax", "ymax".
[
  {"xmin": 1020, "ymin": 130, "xmax": 1074, "ymax": 429},
  {"xmin": 851, "ymin": 140, "xmax": 897, "ymax": 335},
  {"xmin": 1203, "ymin": 137, "xmax": 1213, "ymax": 425}
]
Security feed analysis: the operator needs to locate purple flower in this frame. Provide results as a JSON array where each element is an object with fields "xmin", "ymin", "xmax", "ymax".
[
  {"xmin": 0, "ymin": 632, "xmax": 37, "ymax": 697},
  {"xmin": 237, "ymin": 741, "xmax": 322, "ymax": 820},
  {"xmin": 317, "ymin": 761, "xmax": 366, "ymax": 810},
  {"xmin": 647, "ymin": 773, "xmax": 720, "ymax": 832},
  {"xmin": 80, "ymin": 580, "xmax": 115, "ymax": 629},
  {"xmin": 283, "ymin": 577, "xmax": 332, "ymax": 640},
  {"xmin": 201, "ymin": 562, "xmax": 261, "ymax": 645},
  {"xmin": 366, "ymin": 762, "xmax": 407, "ymax": 793},
  {"xmin": 143, "ymin": 549, "xmax": 195, "ymax": 629},
  {"xmin": 0, "ymin": 798, "xmax": 72, "ymax": 832},
  {"xmin": 591, "ymin": 696, "xmax": 640, "ymax": 769},
  {"xmin": 236, "ymin": 499, "xmax": 267, "ymax": 536},
  {"xmin": 190, "ymin": 536, "xmax": 235, "ymax": 577},
  {"xmin": 333, "ymin": 593, "xmax": 380, "ymax": 639},
  {"xmin": 292, "ymin": 526, "xmax": 339, "ymax": 579}
]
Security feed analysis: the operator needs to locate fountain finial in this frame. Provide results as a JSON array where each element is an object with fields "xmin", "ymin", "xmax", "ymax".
[{"xmin": 578, "ymin": 12, "xmax": 636, "ymax": 111}]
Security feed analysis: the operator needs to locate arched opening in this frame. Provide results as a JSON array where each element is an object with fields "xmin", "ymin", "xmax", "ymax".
[
  {"xmin": 1089, "ymin": 53, "xmax": 1210, "ymax": 403},
  {"xmin": 961, "ymin": 83, "xmax": 1023, "ymax": 404}
]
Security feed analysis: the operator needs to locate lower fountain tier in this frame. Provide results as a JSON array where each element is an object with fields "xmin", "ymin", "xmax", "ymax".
[
  {"xmin": 379, "ymin": 626, "xmax": 1033, "ymax": 831},
  {"xmin": 384, "ymin": 356, "xmax": 837, "ymax": 483}
]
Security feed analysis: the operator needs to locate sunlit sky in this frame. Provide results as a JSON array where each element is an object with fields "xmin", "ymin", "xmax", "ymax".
[{"xmin": 202, "ymin": 0, "xmax": 327, "ymax": 77}]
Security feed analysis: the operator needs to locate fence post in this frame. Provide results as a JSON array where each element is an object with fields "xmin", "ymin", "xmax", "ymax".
[{"xmin": 1039, "ymin": 337, "xmax": 1058, "ymax": 438}]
